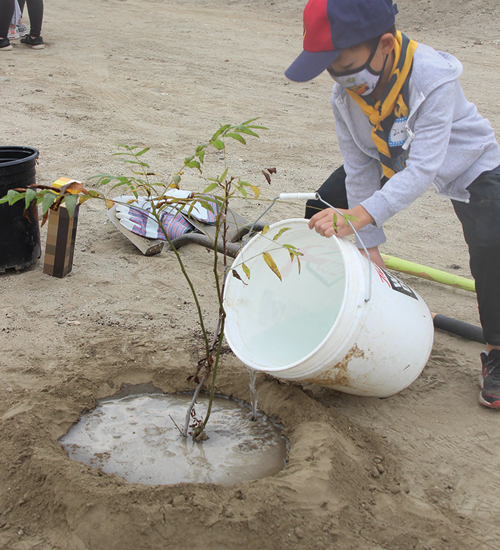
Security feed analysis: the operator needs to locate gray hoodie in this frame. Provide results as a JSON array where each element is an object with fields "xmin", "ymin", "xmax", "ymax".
[{"xmin": 331, "ymin": 42, "xmax": 500, "ymax": 248}]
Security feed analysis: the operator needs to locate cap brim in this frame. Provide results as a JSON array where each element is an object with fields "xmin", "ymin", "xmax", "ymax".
[{"xmin": 285, "ymin": 49, "xmax": 342, "ymax": 82}]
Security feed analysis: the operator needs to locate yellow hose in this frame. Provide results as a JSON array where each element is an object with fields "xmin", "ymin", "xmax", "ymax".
[{"xmin": 381, "ymin": 254, "xmax": 475, "ymax": 293}]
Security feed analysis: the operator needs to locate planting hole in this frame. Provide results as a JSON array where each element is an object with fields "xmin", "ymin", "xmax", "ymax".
[{"xmin": 60, "ymin": 389, "xmax": 287, "ymax": 485}]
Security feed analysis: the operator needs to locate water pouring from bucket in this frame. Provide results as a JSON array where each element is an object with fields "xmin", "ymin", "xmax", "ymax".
[{"xmin": 224, "ymin": 194, "xmax": 434, "ymax": 398}]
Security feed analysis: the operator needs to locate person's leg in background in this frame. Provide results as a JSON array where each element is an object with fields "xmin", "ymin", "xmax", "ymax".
[
  {"xmin": 0, "ymin": 0, "xmax": 16, "ymax": 50},
  {"xmin": 19, "ymin": 0, "xmax": 44, "ymax": 48}
]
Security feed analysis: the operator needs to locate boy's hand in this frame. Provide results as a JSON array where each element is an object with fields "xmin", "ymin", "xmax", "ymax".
[{"xmin": 308, "ymin": 205, "xmax": 374, "ymax": 238}]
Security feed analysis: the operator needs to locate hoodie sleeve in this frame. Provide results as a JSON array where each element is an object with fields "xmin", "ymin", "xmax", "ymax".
[
  {"xmin": 332, "ymin": 97, "xmax": 387, "ymax": 248},
  {"xmin": 360, "ymin": 80, "xmax": 456, "ymax": 227}
]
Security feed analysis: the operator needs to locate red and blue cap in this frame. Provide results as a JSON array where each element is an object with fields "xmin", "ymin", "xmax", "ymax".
[{"xmin": 285, "ymin": 0, "xmax": 398, "ymax": 82}]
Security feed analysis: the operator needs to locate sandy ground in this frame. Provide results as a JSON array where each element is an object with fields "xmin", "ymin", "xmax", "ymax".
[{"xmin": 1, "ymin": 0, "xmax": 500, "ymax": 548}]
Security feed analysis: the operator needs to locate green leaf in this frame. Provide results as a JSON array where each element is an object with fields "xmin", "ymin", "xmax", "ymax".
[
  {"xmin": 262, "ymin": 252, "xmax": 282, "ymax": 281},
  {"xmin": 226, "ymin": 132, "xmax": 246, "ymax": 144},
  {"xmin": 184, "ymin": 155, "xmax": 194, "ymax": 164},
  {"xmin": 7, "ymin": 190, "xmax": 25, "ymax": 206},
  {"xmin": 242, "ymin": 263, "xmax": 250, "ymax": 280},
  {"xmin": 198, "ymin": 201, "xmax": 215, "ymax": 214},
  {"xmin": 25, "ymin": 188, "xmax": 37, "ymax": 209},
  {"xmin": 211, "ymin": 124, "xmax": 231, "ymax": 142},
  {"xmin": 273, "ymin": 227, "xmax": 291, "ymax": 241},
  {"xmin": 240, "ymin": 118, "xmax": 259, "ymax": 125},
  {"xmin": 237, "ymin": 186, "xmax": 247, "ymax": 198},
  {"xmin": 333, "ymin": 213, "xmax": 338, "ymax": 233},
  {"xmin": 212, "ymin": 139, "xmax": 225, "ymax": 150},
  {"xmin": 261, "ymin": 224, "xmax": 269, "ymax": 236},
  {"xmin": 172, "ymin": 175, "xmax": 181, "ymax": 185},
  {"xmin": 64, "ymin": 194, "xmax": 79, "ymax": 217},
  {"xmin": 186, "ymin": 160, "xmax": 201, "ymax": 171},
  {"xmin": 203, "ymin": 182, "xmax": 218, "ymax": 193},
  {"xmin": 219, "ymin": 168, "xmax": 228, "ymax": 182},
  {"xmin": 42, "ymin": 192, "xmax": 57, "ymax": 214},
  {"xmin": 135, "ymin": 147, "xmax": 150, "ymax": 156},
  {"xmin": 343, "ymin": 214, "xmax": 360, "ymax": 223},
  {"xmin": 239, "ymin": 127, "xmax": 259, "ymax": 138},
  {"xmin": 197, "ymin": 150, "xmax": 205, "ymax": 163}
]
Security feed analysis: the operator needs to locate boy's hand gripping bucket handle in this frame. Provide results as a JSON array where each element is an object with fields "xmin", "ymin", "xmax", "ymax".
[{"xmin": 279, "ymin": 192, "xmax": 373, "ymax": 302}]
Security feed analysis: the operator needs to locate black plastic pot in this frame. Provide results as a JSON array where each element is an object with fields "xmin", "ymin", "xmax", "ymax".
[{"xmin": 0, "ymin": 147, "xmax": 41, "ymax": 272}]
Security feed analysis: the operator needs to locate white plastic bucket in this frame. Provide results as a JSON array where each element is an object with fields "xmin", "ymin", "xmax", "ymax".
[{"xmin": 224, "ymin": 219, "xmax": 434, "ymax": 397}]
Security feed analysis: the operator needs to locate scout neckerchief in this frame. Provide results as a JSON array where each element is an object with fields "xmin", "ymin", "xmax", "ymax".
[{"xmin": 347, "ymin": 31, "xmax": 418, "ymax": 181}]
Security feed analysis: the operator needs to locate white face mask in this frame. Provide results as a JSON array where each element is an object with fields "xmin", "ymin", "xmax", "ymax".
[{"xmin": 327, "ymin": 40, "xmax": 388, "ymax": 97}]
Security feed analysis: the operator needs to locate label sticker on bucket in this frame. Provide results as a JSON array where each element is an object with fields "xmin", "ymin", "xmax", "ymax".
[{"xmin": 375, "ymin": 265, "xmax": 418, "ymax": 300}]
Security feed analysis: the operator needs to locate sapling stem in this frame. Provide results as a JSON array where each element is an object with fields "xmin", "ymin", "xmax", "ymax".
[
  {"xmin": 183, "ymin": 369, "xmax": 209, "ymax": 437},
  {"xmin": 197, "ymin": 178, "xmax": 230, "ymax": 435}
]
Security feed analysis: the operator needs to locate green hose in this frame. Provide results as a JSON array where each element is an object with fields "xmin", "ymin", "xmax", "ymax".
[{"xmin": 381, "ymin": 254, "xmax": 475, "ymax": 293}]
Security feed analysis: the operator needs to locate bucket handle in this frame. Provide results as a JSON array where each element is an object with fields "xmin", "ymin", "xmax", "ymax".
[{"xmin": 279, "ymin": 193, "xmax": 372, "ymax": 303}]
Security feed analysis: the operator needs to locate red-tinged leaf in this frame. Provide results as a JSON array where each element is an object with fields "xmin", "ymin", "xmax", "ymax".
[
  {"xmin": 272, "ymin": 227, "xmax": 291, "ymax": 241},
  {"xmin": 232, "ymin": 269, "xmax": 248, "ymax": 285},
  {"xmin": 242, "ymin": 262, "xmax": 251, "ymax": 280},
  {"xmin": 41, "ymin": 210, "xmax": 49, "ymax": 227},
  {"xmin": 105, "ymin": 199, "xmax": 115, "ymax": 209},
  {"xmin": 262, "ymin": 170, "xmax": 271, "ymax": 184},
  {"xmin": 262, "ymin": 252, "xmax": 282, "ymax": 281},
  {"xmin": 59, "ymin": 181, "xmax": 89, "ymax": 195},
  {"xmin": 266, "ymin": 167, "xmax": 277, "ymax": 174}
]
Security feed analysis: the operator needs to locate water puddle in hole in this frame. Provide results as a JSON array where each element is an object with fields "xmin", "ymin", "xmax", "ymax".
[{"xmin": 60, "ymin": 390, "xmax": 288, "ymax": 485}]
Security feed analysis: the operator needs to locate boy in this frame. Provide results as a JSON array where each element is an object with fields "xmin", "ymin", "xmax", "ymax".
[{"xmin": 285, "ymin": 0, "xmax": 500, "ymax": 408}]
